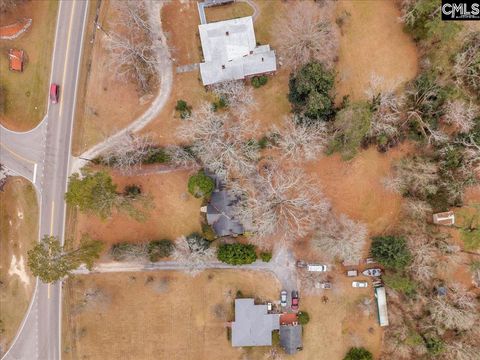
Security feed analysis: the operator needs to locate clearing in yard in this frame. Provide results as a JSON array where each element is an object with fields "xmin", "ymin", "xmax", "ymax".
[
  {"xmin": 70, "ymin": 168, "xmax": 203, "ymax": 248},
  {"xmin": 0, "ymin": 0, "xmax": 58, "ymax": 131},
  {"xmin": 204, "ymin": 2, "xmax": 254, "ymax": 23},
  {"xmin": 305, "ymin": 145, "xmax": 410, "ymax": 237},
  {"xmin": 0, "ymin": 177, "xmax": 39, "ymax": 355},
  {"xmin": 334, "ymin": 0, "xmax": 418, "ymax": 102},
  {"xmin": 71, "ymin": 0, "xmax": 154, "ymax": 155},
  {"xmin": 62, "ymin": 270, "xmax": 280, "ymax": 360}
]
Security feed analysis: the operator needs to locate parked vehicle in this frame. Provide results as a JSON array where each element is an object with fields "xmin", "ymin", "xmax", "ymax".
[
  {"xmin": 363, "ymin": 268, "xmax": 382, "ymax": 277},
  {"xmin": 347, "ymin": 270, "xmax": 358, "ymax": 277},
  {"xmin": 267, "ymin": 302, "xmax": 272, "ymax": 311},
  {"xmin": 319, "ymin": 282, "xmax": 332, "ymax": 289},
  {"xmin": 50, "ymin": 83, "xmax": 59, "ymax": 104},
  {"xmin": 280, "ymin": 290, "xmax": 287, "ymax": 307},
  {"xmin": 291, "ymin": 291, "xmax": 299, "ymax": 310},
  {"xmin": 307, "ymin": 264, "xmax": 328, "ymax": 272},
  {"xmin": 352, "ymin": 281, "xmax": 368, "ymax": 288},
  {"xmin": 366, "ymin": 258, "xmax": 376, "ymax": 264}
]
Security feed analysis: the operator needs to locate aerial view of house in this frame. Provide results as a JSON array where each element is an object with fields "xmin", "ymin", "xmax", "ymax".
[{"xmin": 1, "ymin": 0, "xmax": 479, "ymax": 360}]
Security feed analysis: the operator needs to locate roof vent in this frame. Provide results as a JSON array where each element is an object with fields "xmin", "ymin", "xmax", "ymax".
[
  {"xmin": 222, "ymin": 64, "xmax": 225, "ymax": 69},
  {"xmin": 226, "ymin": 31, "xmax": 229, "ymax": 36},
  {"xmin": 261, "ymin": 57, "xmax": 264, "ymax": 62}
]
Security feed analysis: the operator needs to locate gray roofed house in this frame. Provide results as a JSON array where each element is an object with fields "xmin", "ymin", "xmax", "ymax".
[
  {"xmin": 231, "ymin": 298, "xmax": 280, "ymax": 347},
  {"xmin": 280, "ymin": 325, "xmax": 303, "ymax": 355},
  {"xmin": 205, "ymin": 174, "xmax": 244, "ymax": 237},
  {"xmin": 198, "ymin": 16, "xmax": 276, "ymax": 85}
]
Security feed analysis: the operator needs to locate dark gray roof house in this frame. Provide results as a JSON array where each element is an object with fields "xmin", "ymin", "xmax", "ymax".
[
  {"xmin": 231, "ymin": 299, "xmax": 280, "ymax": 347},
  {"xmin": 280, "ymin": 325, "xmax": 303, "ymax": 355},
  {"xmin": 205, "ymin": 174, "xmax": 244, "ymax": 237}
]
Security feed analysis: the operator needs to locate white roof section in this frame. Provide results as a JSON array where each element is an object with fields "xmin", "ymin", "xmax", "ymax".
[
  {"xmin": 231, "ymin": 298, "xmax": 280, "ymax": 347},
  {"xmin": 198, "ymin": 16, "xmax": 277, "ymax": 85},
  {"xmin": 375, "ymin": 286, "xmax": 389, "ymax": 327}
]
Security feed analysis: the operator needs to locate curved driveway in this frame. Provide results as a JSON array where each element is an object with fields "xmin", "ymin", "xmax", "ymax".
[{"xmin": 1, "ymin": 1, "xmax": 88, "ymax": 359}]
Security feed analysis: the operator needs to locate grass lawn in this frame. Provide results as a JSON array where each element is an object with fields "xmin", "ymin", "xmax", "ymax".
[
  {"xmin": 72, "ymin": 168, "xmax": 203, "ymax": 248},
  {"xmin": 71, "ymin": 0, "xmax": 152, "ymax": 155},
  {"xmin": 0, "ymin": 177, "xmax": 38, "ymax": 355},
  {"xmin": 205, "ymin": 2, "xmax": 254, "ymax": 23},
  {"xmin": 62, "ymin": 271, "xmax": 280, "ymax": 359},
  {"xmin": 0, "ymin": 0, "xmax": 58, "ymax": 131}
]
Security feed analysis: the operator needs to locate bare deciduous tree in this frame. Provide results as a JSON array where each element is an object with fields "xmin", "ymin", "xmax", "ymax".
[
  {"xmin": 443, "ymin": 100, "xmax": 479, "ymax": 134},
  {"xmin": 172, "ymin": 236, "xmax": 216, "ymax": 276},
  {"xmin": 274, "ymin": 1, "xmax": 338, "ymax": 69},
  {"xmin": 453, "ymin": 31, "xmax": 480, "ymax": 93},
  {"xmin": 106, "ymin": 0, "xmax": 162, "ymax": 93},
  {"xmin": 384, "ymin": 157, "xmax": 440, "ymax": 200},
  {"xmin": 366, "ymin": 74, "xmax": 405, "ymax": 143},
  {"xmin": 102, "ymin": 132, "xmax": 154, "ymax": 174},
  {"xmin": 232, "ymin": 165, "xmax": 330, "ymax": 240},
  {"xmin": 211, "ymin": 80, "xmax": 255, "ymax": 117},
  {"xmin": 273, "ymin": 116, "xmax": 328, "ymax": 161},
  {"xmin": 312, "ymin": 214, "xmax": 367, "ymax": 264},
  {"xmin": 165, "ymin": 145, "xmax": 197, "ymax": 168},
  {"xmin": 443, "ymin": 342, "xmax": 480, "ymax": 360},
  {"xmin": 430, "ymin": 287, "xmax": 478, "ymax": 331},
  {"xmin": 177, "ymin": 103, "xmax": 259, "ymax": 179}
]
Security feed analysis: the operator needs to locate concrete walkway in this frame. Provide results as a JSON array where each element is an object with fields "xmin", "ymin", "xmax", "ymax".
[{"xmin": 176, "ymin": 63, "xmax": 199, "ymax": 73}]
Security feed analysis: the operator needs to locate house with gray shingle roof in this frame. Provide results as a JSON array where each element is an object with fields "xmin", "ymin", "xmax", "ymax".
[
  {"xmin": 280, "ymin": 325, "xmax": 303, "ymax": 355},
  {"xmin": 198, "ymin": 16, "xmax": 276, "ymax": 86},
  {"xmin": 203, "ymin": 173, "xmax": 244, "ymax": 237},
  {"xmin": 231, "ymin": 298, "xmax": 280, "ymax": 347}
]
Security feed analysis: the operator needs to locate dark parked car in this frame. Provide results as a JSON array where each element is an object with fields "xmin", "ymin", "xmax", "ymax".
[
  {"xmin": 50, "ymin": 83, "xmax": 59, "ymax": 104},
  {"xmin": 291, "ymin": 290, "xmax": 299, "ymax": 311}
]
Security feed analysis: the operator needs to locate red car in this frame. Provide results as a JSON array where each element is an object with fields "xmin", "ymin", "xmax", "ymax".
[
  {"xmin": 291, "ymin": 290, "xmax": 299, "ymax": 311},
  {"xmin": 50, "ymin": 83, "xmax": 59, "ymax": 104}
]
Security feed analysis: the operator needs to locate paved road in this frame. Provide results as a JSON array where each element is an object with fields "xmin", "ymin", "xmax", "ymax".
[{"xmin": 1, "ymin": 1, "xmax": 88, "ymax": 359}]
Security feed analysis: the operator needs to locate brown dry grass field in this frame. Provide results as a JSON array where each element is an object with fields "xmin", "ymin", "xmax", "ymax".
[
  {"xmin": 62, "ymin": 270, "xmax": 382, "ymax": 360},
  {"xmin": 62, "ymin": 270, "xmax": 280, "ymax": 360},
  {"xmin": 334, "ymin": 0, "xmax": 418, "ymax": 102},
  {"xmin": 0, "ymin": 0, "xmax": 58, "ymax": 131},
  {"xmin": 205, "ymin": 1, "xmax": 253, "ymax": 23},
  {"xmin": 71, "ymin": 168, "xmax": 202, "ymax": 248},
  {"xmin": 0, "ymin": 177, "xmax": 38, "ymax": 354},
  {"xmin": 71, "ymin": 0, "xmax": 153, "ymax": 155}
]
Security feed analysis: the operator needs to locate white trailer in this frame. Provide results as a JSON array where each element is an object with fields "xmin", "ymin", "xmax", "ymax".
[
  {"xmin": 307, "ymin": 264, "xmax": 327, "ymax": 272},
  {"xmin": 374, "ymin": 286, "xmax": 389, "ymax": 327}
]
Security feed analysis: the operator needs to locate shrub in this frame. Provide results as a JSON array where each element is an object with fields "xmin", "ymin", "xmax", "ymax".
[
  {"xmin": 297, "ymin": 311, "xmax": 310, "ymax": 325},
  {"xmin": 188, "ymin": 171, "xmax": 215, "ymax": 198},
  {"xmin": 217, "ymin": 243, "xmax": 257, "ymax": 265},
  {"xmin": 110, "ymin": 243, "xmax": 147, "ymax": 261},
  {"xmin": 343, "ymin": 347, "xmax": 373, "ymax": 360},
  {"xmin": 186, "ymin": 232, "xmax": 211, "ymax": 252},
  {"xmin": 383, "ymin": 273, "xmax": 417, "ymax": 297},
  {"xmin": 212, "ymin": 97, "xmax": 227, "ymax": 112},
  {"xmin": 124, "ymin": 184, "xmax": 142, "ymax": 198},
  {"xmin": 147, "ymin": 239, "xmax": 174, "ymax": 262},
  {"xmin": 260, "ymin": 252, "xmax": 272, "ymax": 262},
  {"xmin": 370, "ymin": 236, "xmax": 411, "ymax": 270},
  {"xmin": 257, "ymin": 136, "xmax": 269, "ymax": 149},
  {"xmin": 251, "ymin": 75, "xmax": 268, "ymax": 88},
  {"xmin": 328, "ymin": 102, "xmax": 372, "ymax": 160},
  {"xmin": 143, "ymin": 148, "xmax": 171, "ymax": 164},
  {"xmin": 288, "ymin": 61, "xmax": 335, "ymax": 122},
  {"xmin": 201, "ymin": 223, "xmax": 217, "ymax": 241},
  {"xmin": 424, "ymin": 336, "xmax": 444, "ymax": 355},
  {"xmin": 175, "ymin": 99, "xmax": 192, "ymax": 119}
]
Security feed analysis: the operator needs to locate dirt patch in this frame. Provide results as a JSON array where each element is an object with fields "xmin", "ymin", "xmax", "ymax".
[
  {"xmin": 0, "ymin": 0, "xmax": 58, "ymax": 131},
  {"xmin": 205, "ymin": 2, "xmax": 254, "ymax": 23},
  {"xmin": 72, "ymin": 0, "xmax": 153, "ymax": 155},
  {"xmin": 0, "ymin": 177, "xmax": 38, "ymax": 355},
  {"xmin": 74, "ymin": 168, "xmax": 203, "ymax": 247},
  {"xmin": 334, "ymin": 0, "xmax": 418, "ymax": 102},
  {"xmin": 62, "ymin": 270, "xmax": 280, "ymax": 360}
]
